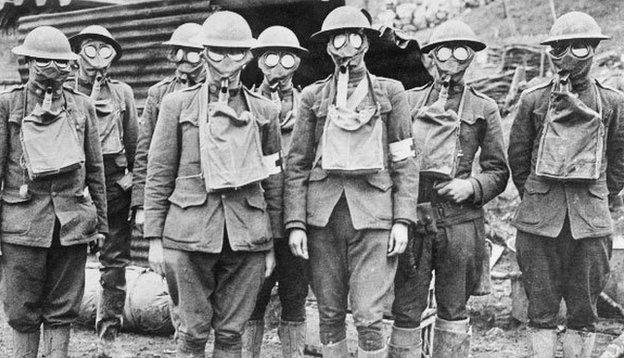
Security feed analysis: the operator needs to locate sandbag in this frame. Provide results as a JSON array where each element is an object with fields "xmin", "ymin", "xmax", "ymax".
[{"xmin": 78, "ymin": 264, "xmax": 174, "ymax": 335}]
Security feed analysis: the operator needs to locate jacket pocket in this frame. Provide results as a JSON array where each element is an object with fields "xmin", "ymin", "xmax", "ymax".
[
  {"xmin": 1, "ymin": 191, "xmax": 33, "ymax": 235},
  {"xmin": 308, "ymin": 167, "xmax": 328, "ymax": 183},
  {"xmin": 514, "ymin": 178, "xmax": 552, "ymax": 226},
  {"xmin": 246, "ymin": 193, "xmax": 268, "ymax": 211},
  {"xmin": 365, "ymin": 171, "xmax": 393, "ymax": 191},
  {"xmin": 168, "ymin": 175, "xmax": 207, "ymax": 208},
  {"xmin": 523, "ymin": 178, "xmax": 551, "ymax": 195}
]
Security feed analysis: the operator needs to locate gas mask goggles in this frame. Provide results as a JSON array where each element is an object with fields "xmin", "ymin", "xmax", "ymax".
[
  {"xmin": 167, "ymin": 47, "xmax": 205, "ymax": 84},
  {"xmin": 79, "ymin": 40, "xmax": 116, "ymax": 74},
  {"xmin": 431, "ymin": 44, "xmax": 474, "ymax": 81},
  {"xmin": 327, "ymin": 30, "xmax": 368, "ymax": 69},
  {"xmin": 30, "ymin": 58, "xmax": 72, "ymax": 89},
  {"xmin": 204, "ymin": 47, "xmax": 250, "ymax": 84},
  {"xmin": 548, "ymin": 41, "xmax": 594, "ymax": 79},
  {"xmin": 259, "ymin": 51, "xmax": 300, "ymax": 86}
]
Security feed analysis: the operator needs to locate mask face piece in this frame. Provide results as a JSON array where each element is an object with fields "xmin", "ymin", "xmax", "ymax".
[
  {"xmin": 430, "ymin": 43, "xmax": 474, "ymax": 82},
  {"xmin": 548, "ymin": 41, "xmax": 595, "ymax": 80},
  {"xmin": 167, "ymin": 47, "xmax": 205, "ymax": 84},
  {"xmin": 258, "ymin": 51, "xmax": 300, "ymax": 87},
  {"xmin": 326, "ymin": 31, "xmax": 369, "ymax": 70},
  {"xmin": 78, "ymin": 39, "xmax": 116, "ymax": 78},
  {"xmin": 204, "ymin": 47, "xmax": 251, "ymax": 84},
  {"xmin": 29, "ymin": 58, "xmax": 72, "ymax": 89}
]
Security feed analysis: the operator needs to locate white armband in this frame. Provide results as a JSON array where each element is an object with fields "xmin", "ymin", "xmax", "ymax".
[
  {"xmin": 389, "ymin": 138, "xmax": 415, "ymax": 162},
  {"xmin": 263, "ymin": 152, "xmax": 282, "ymax": 175}
]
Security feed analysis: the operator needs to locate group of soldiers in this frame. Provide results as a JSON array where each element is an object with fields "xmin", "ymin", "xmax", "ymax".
[{"xmin": 0, "ymin": 4, "xmax": 623, "ymax": 358}]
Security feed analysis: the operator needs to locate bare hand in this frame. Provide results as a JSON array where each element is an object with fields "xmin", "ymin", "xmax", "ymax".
[
  {"xmin": 435, "ymin": 178, "xmax": 475, "ymax": 203},
  {"xmin": 265, "ymin": 248, "xmax": 276, "ymax": 278},
  {"xmin": 289, "ymin": 229, "xmax": 309, "ymax": 259},
  {"xmin": 388, "ymin": 222, "xmax": 409, "ymax": 257},
  {"xmin": 148, "ymin": 238, "xmax": 165, "ymax": 276}
]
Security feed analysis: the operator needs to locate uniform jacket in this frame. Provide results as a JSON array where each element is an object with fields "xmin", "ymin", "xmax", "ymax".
[
  {"xmin": 284, "ymin": 72, "xmax": 419, "ymax": 231},
  {"xmin": 143, "ymin": 83, "xmax": 283, "ymax": 253},
  {"xmin": 257, "ymin": 82, "xmax": 301, "ymax": 154},
  {"xmin": 0, "ymin": 84, "xmax": 108, "ymax": 247},
  {"xmin": 72, "ymin": 77, "xmax": 138, "ymax": 179},
  {"xmin": 509, "ymin": 78, "xmax": 624, "ymax": 239},
  {"xmin": 132, "ymin": 75, "xmax": 186, "ymax": 208},
  {"xmin": 407, "ymin": 81, "xmax": 509, "ymax": 208}
]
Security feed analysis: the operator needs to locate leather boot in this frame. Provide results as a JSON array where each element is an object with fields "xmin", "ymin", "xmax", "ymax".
[
  {"xmin": 241, "ymin": 320, "xmax": 264, "ymax": 358},
  {"xmin": 278, "ymin": 320, "xmax": 306, "ymax": 358},
  {"xmin": 562, "ymin": 329, "xmax": 595, "ymax": 358},
  {"xmin": 431, "ymin": 317, "xmax": 471, "ymax": 358},
  {"xmin": 388, "ymin": 326, "xmax": 421, "ymax": 358},
  {"xmin": 321, "ymin": 339, "xmax": 349, "ymax": 358},
  {"xmin": 41, "ymin": 326, "xmax": 69, "ymax": 358},
  {"xmin": 356, "ymin": 345, "xmax": 387, "ymax": 357},
  {"xmin": 527, "ymin": 327, "xmax": 557, "ymax": 358},
  {"xmin": 212, "ymin": 347, "xmax": 241, "ymax": 358},
  {"xmin": 12, "ymin": 328, "xmax": 40, "ymax": 358}
]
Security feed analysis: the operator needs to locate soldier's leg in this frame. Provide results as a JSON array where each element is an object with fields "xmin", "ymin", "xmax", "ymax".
[
  {"xmin": 562, "ymin": 235, "xmax": 610, "ymax": 358},
  {"xmin": 516, "ymin": 229, "xmax": 564, "ymax": 358},
  {"xmin": 308, "ymin": 197, "xmax": 350, "ymax": 357},
  {"xmin": 275, "ymin": 238, "xmax": 309, "ymax": 358},
  {"xmin": 96, "ymin": 186, "xmax": 131, "ymax": 342},
  {"xmin": 390, "ymin": 228, "xmax": 433, "ymax": 358},
  {"xmin": 164, "ymin": 247, "xmax": 218, "ymax": 357},
  {"xmin": 211, "ymin": 238, "xmax": 265, "ymax": 358},
  {"xmin": 242, "ymin": 260, "xmax": 277, "ymax": 358},
  {"xmin": 41, "ymin": 230, "xmax": 88, "ymax": 358},
  {"xmin": 1, "ymin": 242, "xmax": 47, "ymax": 358}
]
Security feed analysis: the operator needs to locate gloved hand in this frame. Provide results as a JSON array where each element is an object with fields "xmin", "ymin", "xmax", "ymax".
[{"xmin": 415, "ymin": 202, "xmax": 438, "ymax": 236}]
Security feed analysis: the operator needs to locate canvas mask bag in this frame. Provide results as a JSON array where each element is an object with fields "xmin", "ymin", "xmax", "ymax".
[
  {"xmin": 198, "ymin": 83, "xmax": 269, "ymax": 191},
  {"xmin": 318, "ymin": 73, "xmax": 384, "ymax": 175},
  {"xmin": 412, "ymin": 84, "xmax": 467, "ymax": 181},
  {"xmin": 94, "ymin": 97, "xmax": 124, "ymax": 155},
  {"xmin": 20, "ymin": 92, "xmax": 84, "ymax": 180},
  {"xmin": 535, "ymin": 80, "xmax": 603, "ymax": 181}
]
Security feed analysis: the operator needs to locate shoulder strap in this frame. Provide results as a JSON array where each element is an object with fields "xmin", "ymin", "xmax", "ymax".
[{"xmin": 347, "ymin": 77, "xmax": 369, "ymax": 110}]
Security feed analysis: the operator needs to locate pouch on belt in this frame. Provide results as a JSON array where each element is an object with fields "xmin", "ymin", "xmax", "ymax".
[{"xmin": 535, "ymin": 79, "xmax": 604, "ymax": 181}]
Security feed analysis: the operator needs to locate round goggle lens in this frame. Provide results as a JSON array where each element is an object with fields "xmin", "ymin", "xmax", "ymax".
[
  {"xmin": 453, "ymin": 46, "xmax": 470, "ymax": 61},
  {"xmin": 349, "ymin": 33, "xmax": 363, "ymax": 49},
  {"xmin": 34, "ymin": 59, "xmax": 52, "ymax": 67},
  {"xmin": 55, "ymin": 60, "xmax": 70, "ymax": 69},
  {"xmin": 83, "ymin": 45, "xmax": 98, "ymax": 58},
  {"xmin": 264, "ymin": 53, "xmax": 280, "ymax": 67},
  {"xmin": 229, "ymin": 51, "xmax": 245, "ymax": 62},
  {"xmin": 571, "ymin": 45, "xmax": 590, "ymax": 58},
  {"xmin": 332, "ymin": 34, "xmax": 347, "ymax": 49},
  {"xmin": 99, "ymin": 46, "xmax": 114, "ymax": 59},
  {"xmin": 549, "ymin": 45, "xmax": 568, "ymax": 58},
  {"xmin": 436, "ymin": 47, "xmax": 452, "ymax": 62},
  {"xmin": 206, "ymin": 50, "xmax": 225, "ymax": 62},
  {"xmin": 186, "ymin": 51, "xmax": 201, "ymax": 64},
  {"xmin": 281, "ymin": 54, "xmax": 296, "ymax": 69}
]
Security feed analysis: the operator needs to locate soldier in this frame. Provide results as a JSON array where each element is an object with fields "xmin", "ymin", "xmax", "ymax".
[
  {"xmin": 68, "ymin": 25, "xmax": 138, "ymax": 357},
  {"xmin": 131, "ymin": 23, "xmax": 206, "ymax": 250},
  {"xmin": 144, "ymin": 11, "xmax": 281, "ymax": 358},
  {"xmin": 0, "ymin": 26, "xmax": 107, "ymax": 358},
  {"xmin": 390, "ymin": 20, "xmax": 509, "ymax": 357},
  {"xmin": 509, "ymin": 12, "xmax": 624, "ymax": 357},
  {"xmin": 242, "ymin": 25, "xmax": 309, "ymax": 358},
  {"xmin": 285, "ymin": 6, "xmax": 419, "ymax": 358}
]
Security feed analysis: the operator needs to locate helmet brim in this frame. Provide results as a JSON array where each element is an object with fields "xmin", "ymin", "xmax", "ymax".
[
  {"xmin": 251, "ymin": 45, "xmax": 308, "ymax": 57},
  {"xmin": 69, "ymin": 33, "xmax": 123, "ymax": 62},
  {"xmin": 310, "ymin": 27, "xmax": 379, "ymax": 42},
  {"xmin": 161, "ymin": 40, "xmax": 204, "ymax": 50},
  {"xmin": 12, "ymin": 45, "xmax": 80, "ymax": 61},
  {"xmin": 421, "ymin": 38, "xmax": 486, "ymax": 53},
  {"xmin": 540, "ymin": 33, "xmax": 611, "ymax": 45}
]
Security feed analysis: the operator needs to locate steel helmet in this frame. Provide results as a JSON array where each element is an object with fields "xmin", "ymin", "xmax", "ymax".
[
  {"xmin": 541, "ymin": 11, "xmax": 610, "ymax": 45},
  {"xmin": 12, "ymin": 26, "xmax": 79, "ymax": 61},
  {"xmin": 196, "ymin": 11, "xmax": 255, "ymax": 48},
  {"xmin": 311, "ymin": 5, "xmax": 379, "ymax": 41},
  {"xmin": 69, "ymin": 25, "xmax": 123, "ymax": 62},
  {"xmin": 252, "ymin": 26, "xmax": 308, "ymax": 56},
  {"xmin": 162, "ymin": 23, "xmax": 204, "ymax": 49},
  {"xmin": 421, "ymin": 19, "xmax": 486, "ymax": 53}
]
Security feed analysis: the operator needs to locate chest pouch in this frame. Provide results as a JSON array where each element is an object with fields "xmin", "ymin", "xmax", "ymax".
[
  {"xmin": 318, "ymin": 74, "xmax": 384, "ymax": 176},
  {"xmin": 412, "ymin": 84, "xmax": 467, "ymax": 181},
  {"xmin": 20, "ymin": 93, "xmax": 85, "ymax": 180},
  {"xmin": 95, "ymin": 97, "xmax": 125, "ymax": 156},
  {"xmin": 535, "ymin": 81, "xmax": 604, "ymax": 181},
  {"xmin": 198, "ymin": 85, "xmax": 269, "ymax": 191}
]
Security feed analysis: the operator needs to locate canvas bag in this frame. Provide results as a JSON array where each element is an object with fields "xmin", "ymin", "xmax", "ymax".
[
  {"xmin": 94, "ymin": 88, "xmax": 125, "ymax": 155},
  {"xmin": 535, "ymin": 80, "xmax": 604, "ymax": 181}
]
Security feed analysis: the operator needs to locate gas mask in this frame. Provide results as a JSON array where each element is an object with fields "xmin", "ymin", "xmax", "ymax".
[
  {"xmin": 78, "ymin": 39, "xmax": 116, "ymax": 80},
  {"xmin": 29, "ymin": 58, "xmax": 72, "ymax": 90},
  {"xmin": 258, "ymin": 50, "xmax": 300, "ymax": 90},
  {"xmin": 430, "ymin": 44, "xmax": 474, "ymax": 83},
  {"xmin": 204, "ymin": 47, "xmax": 252, "ymax": 90},
  {"xmin": 548, "ymin": 41, "xmax": 594, "ymax": 81},
  {"xmin": 326, "ymin": 30, "xmax": 369, "ymax": 71},
  {"xmin": 167, "ymin": 47, "xmax": 206, "ymax": 85}
]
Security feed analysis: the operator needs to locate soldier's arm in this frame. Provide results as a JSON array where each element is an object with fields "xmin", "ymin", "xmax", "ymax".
[
  {"xmin": 143, "ymin": 93, "xmax": 180, "ymax": 239},
  {"xmin": 470, "ymin": 100, "xmax": 510, "ymax": 205},
  {"xmin": 283, "ymin": 86, "xmax": 317, "ymax": 232},
  {"xmin": 606, "ymin": 91, "xmax": 624, "ymax": 199},
  {"xmin": 84, "ymin": 100, "xmax": 109, "ymax": 235},
  {"xmin": 122, "ymin": 84, "xmax": 139, "ymax": 171},
  {"xmin": 386, "ymin": 81, "xmax": 419, "ymax": 225},
  {"xmin": 508, "ymin": 92, "xmax": 535, "ymax": 198},
  {"xmin": 131, "ymin": 86, "xmax": 160, "ymax": 209},
  {"xmin": 0, "ymin": 95, "xmax": 9, "ymax": 185},
  {"xmin": 261, "ymin": 104, "xmax": 284, "ymax": 240}
]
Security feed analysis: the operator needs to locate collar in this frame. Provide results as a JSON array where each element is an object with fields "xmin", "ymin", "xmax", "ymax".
[
  {"xmin": 260, "ymin": 79, "xmax": 293, "ymax": 99},
  {"xmin": 208, "ymin": 83, "xmax": 242, "ymax": 97},
  {"xmin": 27, "ymin": 81, "xmax": 63, "ymax": 99},
  {"xmin": 571, "ymin": 76, "xmax": 592, "ymax": 92},
  {"xmin": 433, "ymin": 78, "xmax": 465, "ymax": 95}
]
